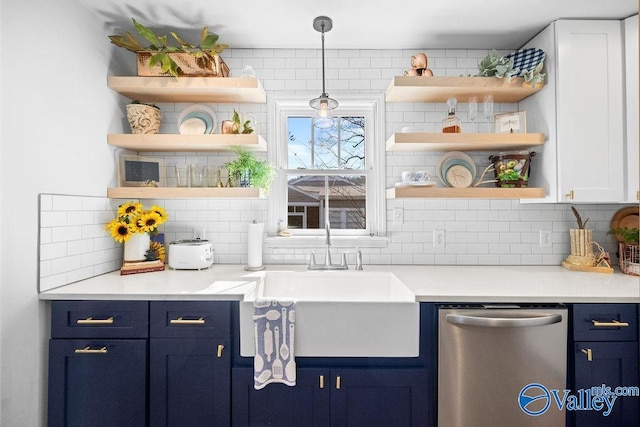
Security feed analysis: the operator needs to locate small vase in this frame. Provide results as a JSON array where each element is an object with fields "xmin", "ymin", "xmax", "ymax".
[
  {"xmin": 124, "ymin": 233, "xmax": 151, "ymax": 262},
  {"xmin": 126, "ymin": 104, "xmax": 161, "ymax": 134}
]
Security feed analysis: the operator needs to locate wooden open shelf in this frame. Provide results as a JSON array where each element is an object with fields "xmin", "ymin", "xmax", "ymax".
[
  {"xmin": 107, "ymin": 187, "xmax": 264, "ymax": 199},
  {"xmin": 385, "ymin": 76, "xmax": 543, "ymax": 103},
  {"xmin": 107, "ymin": 76, "xmax": 267, "ymax": 103},
  {"xmin": 386, "ymin": 132, "xmax": 545, "ymax": 152},
  {"xmin": 386, "ymin": 187, "xmax": 545, "ymax": 199},
  {"xmin": 107, "ymin": 134, "xmax": 267, "ymax": 152}
]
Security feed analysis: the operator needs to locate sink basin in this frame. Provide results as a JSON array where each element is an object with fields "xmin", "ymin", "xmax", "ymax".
[{"xmin": 239, "ymin": 271, "xmax": 419, "ymax": 357}]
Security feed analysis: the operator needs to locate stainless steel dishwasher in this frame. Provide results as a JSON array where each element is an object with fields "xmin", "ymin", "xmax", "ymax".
[{"xmin": 438, "ymin": 305, "xmax": 568, "ymax": 427}]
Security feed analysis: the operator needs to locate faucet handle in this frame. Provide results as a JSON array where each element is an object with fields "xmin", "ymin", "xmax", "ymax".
[
  {"xmin": 355, "ymin": 249, "xmax": 363, "ymax": 270},
  {"xmin": 308, "ymin": 252, "xmax": 317, "ymax": 268}
]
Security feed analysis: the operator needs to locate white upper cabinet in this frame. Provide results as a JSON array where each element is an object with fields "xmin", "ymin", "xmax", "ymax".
[
  {"xmin": 624, "ymin": 14, "xmax": 639, "ymax": 203},
  {"xmin": 520, "ymin": 20, "xmax": 625, "ymax": 203}
]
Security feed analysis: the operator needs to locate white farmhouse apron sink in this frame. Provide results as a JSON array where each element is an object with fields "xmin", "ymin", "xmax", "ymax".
[{"xmin": 239, "ymin": 271, "xmax": 419, "ymax": 357}]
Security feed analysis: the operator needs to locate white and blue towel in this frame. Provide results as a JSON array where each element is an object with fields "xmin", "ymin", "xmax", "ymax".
[{"xmin": 253, "ymin": 298, "xmax": 296, "ymax": 390}]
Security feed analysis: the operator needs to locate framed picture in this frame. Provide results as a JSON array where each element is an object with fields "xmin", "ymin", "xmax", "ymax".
[
  {"xmin": 494, "ymin": 111, "xmax": 527, "ymax": 134},
  {"xmin": 118, "ymin": 155, "xmax": 165, "ymax": 187}
]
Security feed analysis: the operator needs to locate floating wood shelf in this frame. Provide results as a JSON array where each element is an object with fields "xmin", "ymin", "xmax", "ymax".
[
  {"xmin": 386, "ymin": 187, "xmax": 545, "ymax": 199},
  {"xmin": 107, "ymin": 187, "xmax": 264, "ymax": 199},
  {"xmin": 386, "ymin": 132, "xmax": 545, "ymax": 152},
  {"xmin": 107, "ymin": 134, "xmax": 267, "ymax": 152},
  {"xmin": 107, "ymin": 76, "xmax": 267, "ymax": 103},
  {"xmin": 385, "ymin": 76, "xmax": 543, "ymax": 103}
]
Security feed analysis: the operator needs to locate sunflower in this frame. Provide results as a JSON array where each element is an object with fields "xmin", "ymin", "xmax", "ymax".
[
  {"xmin": 136, "ymin": 211, "xmax": 162, "ymax": 233},
  {"xmin": 117, "ymin": 201, "xmax": 143, "ymax": 219},
  {"xmin": 106, "ymin": 220, "xmax": 134, "ymax": 243},
  {"xmin": 149, "ymin": 205, "xmax": 168, "ymax": 224},
  {"xmin": 148, "ymin": 241, "xmax": 166, "ymax": 262}
]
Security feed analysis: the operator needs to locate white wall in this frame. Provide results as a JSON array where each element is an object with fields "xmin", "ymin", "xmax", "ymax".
[{"xmin": 1, "ymin": 0, "xmax": 119, "ymax": 424}]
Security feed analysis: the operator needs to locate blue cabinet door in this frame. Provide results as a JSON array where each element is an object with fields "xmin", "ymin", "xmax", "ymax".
[
  {"xmin": 47, "ymin": 339, "xmax": 147, "ymax": 427},
  {"xmin": 330, "ymin": 368, "xmax": 428, "ymax": 427},
  {"xmin": 150, "ymin": 338, "xmax": 230, "ymax": 426},
  {"xmin": 573, "ymin": 341, "xmax": 639, "ymax": 427},
  {"xmin": 232, "ymin": 367, "xmax": 330, "ymax": 427}
]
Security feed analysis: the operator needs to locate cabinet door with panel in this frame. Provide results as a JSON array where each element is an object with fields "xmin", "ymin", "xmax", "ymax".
[
  {"xmin": 624, "ymin": 14, "xmax": 639, "ymax": 203},
  {"xmin": 149, "ymin": 301, "xmax": 232, "ymax": 427},
  {"xmin": 330, "ymin": 368, "xmax": 428, "ymax": 427},
  {"xmin": 520, "ymin": 20, "xmax": 625, "ymax": 202},
  {"xmin": 571, "ymin": 304, "xmax": 639, "ymax": 427},
  {"xmin": 232, "ymin": 367, "xmax": 330, "ymax": 427},
  {"xmin": 48, "ymin": 301, "xmax": 149, "ymax": 427}
]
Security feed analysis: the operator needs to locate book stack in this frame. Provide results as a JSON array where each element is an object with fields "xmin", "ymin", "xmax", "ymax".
[{"xmin": 120, "ymin": 259, "xmax": 165, "ymax": 275}]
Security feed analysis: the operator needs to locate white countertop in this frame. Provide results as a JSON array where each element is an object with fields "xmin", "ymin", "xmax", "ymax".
[{"xmin": 38, "ymin": 264, "xmax": 640, "ymax": 303}]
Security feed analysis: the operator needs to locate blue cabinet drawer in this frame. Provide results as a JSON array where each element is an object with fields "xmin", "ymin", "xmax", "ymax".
[
  {"xmin": 150, "ymin": 301, "xmax": 231, "ymax": 339},
  {"xmin": 51, "ymin": 301, "xmax": 148, "ymax": 339},
  {"xmin": 573, "ymin": 304, "xmax": 637, "ymax": 342}
]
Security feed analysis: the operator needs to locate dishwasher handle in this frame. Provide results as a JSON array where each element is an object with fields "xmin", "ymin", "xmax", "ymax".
[{"xmin": 445, "ymin": 311, "xmax": 563, "ymax": 328}]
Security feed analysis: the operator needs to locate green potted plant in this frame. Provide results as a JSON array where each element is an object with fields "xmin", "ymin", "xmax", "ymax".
[
  {"xmin": 109, "ymin": 18, "xmax": 229, "ymax": 78},
  {"xmin": 224, "ymin": 148, "xmax": 275, "ymax": 192},
  {"xmin": 126, "ymin": 100, "xmax": 161, "ymax": 134}
]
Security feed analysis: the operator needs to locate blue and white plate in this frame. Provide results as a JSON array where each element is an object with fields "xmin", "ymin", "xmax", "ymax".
[
  {"xmin": 505, "ymin": 48, "xmax": 545, "ymax": 76},
  {"xmin": 178, "ymin": 105, "xmax": 218, "ymax": 134}
]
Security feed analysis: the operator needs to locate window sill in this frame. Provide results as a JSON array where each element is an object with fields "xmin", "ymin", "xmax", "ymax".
[{"xmin": 265, "ymin": 235, "xmax": 388, "ymax": 249}]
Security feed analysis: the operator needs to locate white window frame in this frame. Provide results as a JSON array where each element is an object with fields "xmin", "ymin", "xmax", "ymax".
[{"xmin": 267, "ymin": 95, "xmax": 386, "ymax": 244}]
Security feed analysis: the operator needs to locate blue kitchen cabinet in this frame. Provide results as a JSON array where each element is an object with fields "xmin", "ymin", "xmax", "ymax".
[
  {"xmin": 232, "ymin": 367, "xmax": 330, "ymax": 426},
  {"xmin": 48, "ymin": 301, "xmax": 148, "ymax": 427},
  {"xmin": 231, "ymin": 367, "xmax": 427, "ymax": 427},
  {"xmin": 150, "ymin": 301, "xmax": 232, "ymax": 427},
  {"xmin": 571, "ymin": 304, "xmax": 639, "ymax": 427}
]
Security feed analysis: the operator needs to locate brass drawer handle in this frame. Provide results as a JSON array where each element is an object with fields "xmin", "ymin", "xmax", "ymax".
[
  {"xmin": 170, "ymin": 317, "xmax": 205, "ymax": 325},
  {"xmin": 319, "ymin": 375, "xmax": 324, "ymax": 389},
  {"xmin": 592, "ymin": 320, "xmax": 630, "ymax": 328},
  {"xmin": 566, "ymin": 190, "xmax": 575, "ymax": 199},
  {"xmin": 217, "ymin": 344, "xmax": 224, "ymax": 358},
  {"xmin": 336, "ymin": 375, "xmax": 341, "ymax": 390},
  {"xmin": 581, "ymin": 348, "xmax": 593, "ymax": 362},
  {"xmin": 76, "ymin": 317, "xmax": 114, "ymax": 325},
  {"xmin": 75, "ymin": 346, "xmax": 108, "ymax": 354}
]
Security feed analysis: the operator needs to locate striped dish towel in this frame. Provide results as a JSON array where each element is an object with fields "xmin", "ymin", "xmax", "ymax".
[{"xmin": 253, "ymin": 298, "xmax": 296, "ymax": 389}]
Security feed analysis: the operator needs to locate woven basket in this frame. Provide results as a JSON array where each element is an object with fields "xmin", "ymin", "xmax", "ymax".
[{"xmin": 619, "ymin": 243, "xmax": 640, "ymax": 276}]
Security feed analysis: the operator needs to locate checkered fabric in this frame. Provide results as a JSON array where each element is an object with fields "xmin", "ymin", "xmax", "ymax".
[{"xmin": 505, "ymin": 48, "xmax": 545, "ymax": 75}]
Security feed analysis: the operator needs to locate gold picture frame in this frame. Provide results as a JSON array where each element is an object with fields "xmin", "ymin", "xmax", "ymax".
[{"xmin": 494, "ymin": 111, "xmax": 527, "ymax": 134}]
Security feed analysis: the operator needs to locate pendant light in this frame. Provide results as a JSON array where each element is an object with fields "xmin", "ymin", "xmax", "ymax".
[{"xmin": 309, "ymin": 16, "xmax": 338, "ymax": 128}]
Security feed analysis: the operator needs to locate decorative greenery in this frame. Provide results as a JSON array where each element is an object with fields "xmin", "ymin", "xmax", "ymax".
[
  {"xmin": 609, "ymin": 227, "xmax": 640, "ymax": 244},
  {"xmin": 224, "ymin": 148, "xmax": 276, "ymax": 192},
  {"xmin": 476, "ymin": 49, "xmax": 545, "ymax": 88},
  {"xmin": 105, "ymin": 201, "xmax": 168, "ymax": 243},
  {"xmin": 571, "ymin": 206, "xmax": 589, "ymax": 229},
  {"xmin": 109, "ymin": 18, "xmax": 228, "ymax": 77},
  {"xmin": 231, "ymin": 110, "xmax": 254, "ymax": 134}
]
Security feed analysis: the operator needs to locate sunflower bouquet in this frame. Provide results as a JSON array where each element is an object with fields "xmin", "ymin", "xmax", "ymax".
[{"xmin": 106, "ymin": 201, "xmax": 168, "ymax": 242}]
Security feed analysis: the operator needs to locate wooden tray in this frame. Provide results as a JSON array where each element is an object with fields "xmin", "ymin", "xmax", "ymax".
[{"xmin": 561, "ymin": 261, "xmax": 614, "ymax": 274}]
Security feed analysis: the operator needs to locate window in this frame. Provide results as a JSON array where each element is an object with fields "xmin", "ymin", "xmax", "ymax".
[{"xmin": 269, "ymin": 96, "xmax": 385, "ymax": 237}]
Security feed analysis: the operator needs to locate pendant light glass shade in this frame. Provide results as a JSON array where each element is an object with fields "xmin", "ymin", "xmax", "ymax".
[{"xmin": 310, "ymin": 16, "xmax": 338, "ymax": 126}]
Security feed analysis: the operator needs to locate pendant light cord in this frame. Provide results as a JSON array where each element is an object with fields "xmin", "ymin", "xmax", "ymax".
[{"xmin": 321, "ymin": 25, "xmax": 327, "ymax": 96}]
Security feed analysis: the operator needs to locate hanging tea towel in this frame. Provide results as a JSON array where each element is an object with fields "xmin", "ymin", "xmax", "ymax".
[{"xmin": 253, "ymin": 297, "xmax": 296, "ymax": 390}]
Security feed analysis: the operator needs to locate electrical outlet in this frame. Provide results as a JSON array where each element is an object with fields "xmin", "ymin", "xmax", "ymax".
[
  {"xmin": 193, "ymin": 227, "xmax": 206, "ymax": 240},
  {"xmin": 540, "ymin": 230, "xmax": 552, "ymax": 248},
  {"xmin": 433, "ymin": 229, "xmax": 445, "ymax": 248},
  {"xmin": 393, "ymin": 208, "xmax": 404, "ymax": 225}
]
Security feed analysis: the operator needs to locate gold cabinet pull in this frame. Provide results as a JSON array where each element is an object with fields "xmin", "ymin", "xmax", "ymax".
[
  {"xmin": 565, "ymin": 190, "xmax": 574, "ymax": 199},
  {"xmin": 581, "ymin": 348, "xmax": 593, "ymax": 362},
  {"xmin": 336, "ymin": 376, "xmax": 341, "ymax": 390},
  {"xmin": 319, "ymin": 375, "xmax": 324, "ymax": 389},
  {"xmin": 74, "ymin": 346, "xmax": 108, "ymax": 354},
  {"xmin": 169, "ymin": 317, "xmax": 205, "ymax": 325},
  {"xmin": 76, "ymin": 316, "xmax": 114, "ymax": 325},
  {"xmin": 592, "ymin": 320, "xmax": 630, "ymax": 327},
  {"xmin": 217, "ymin": 344, "xmax": 224, "ymax": 358}
]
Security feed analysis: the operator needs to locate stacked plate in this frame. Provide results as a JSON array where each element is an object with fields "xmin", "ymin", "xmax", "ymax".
[
  {"xmin": 436, "ymin": 152, "xmax": 477, "ymax": 188},
  {"xmin": 178, "ymin": 105, "xmax": 218, "ymax": 134}
]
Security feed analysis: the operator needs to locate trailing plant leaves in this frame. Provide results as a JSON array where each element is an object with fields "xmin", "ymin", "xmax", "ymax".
[
  {"xmin": 170, "ymin": 32, "xmax": 193, "ymax": 49},
  {"xmin": 201, "ymin": 33, "xmax": 220, "ymax": 51},
  {"xmin": 133, "ymin": 18, "xmax": 161, "ymax": 47},
  {"xmin": 108, "ymin": 35, "xmax": 142, "ymax": 52}
]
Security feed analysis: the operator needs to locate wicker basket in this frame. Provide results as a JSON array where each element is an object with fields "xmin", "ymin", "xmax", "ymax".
[{"xmin": 619, "ymin": 243, "xmax": 640, "ymax": 276}]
